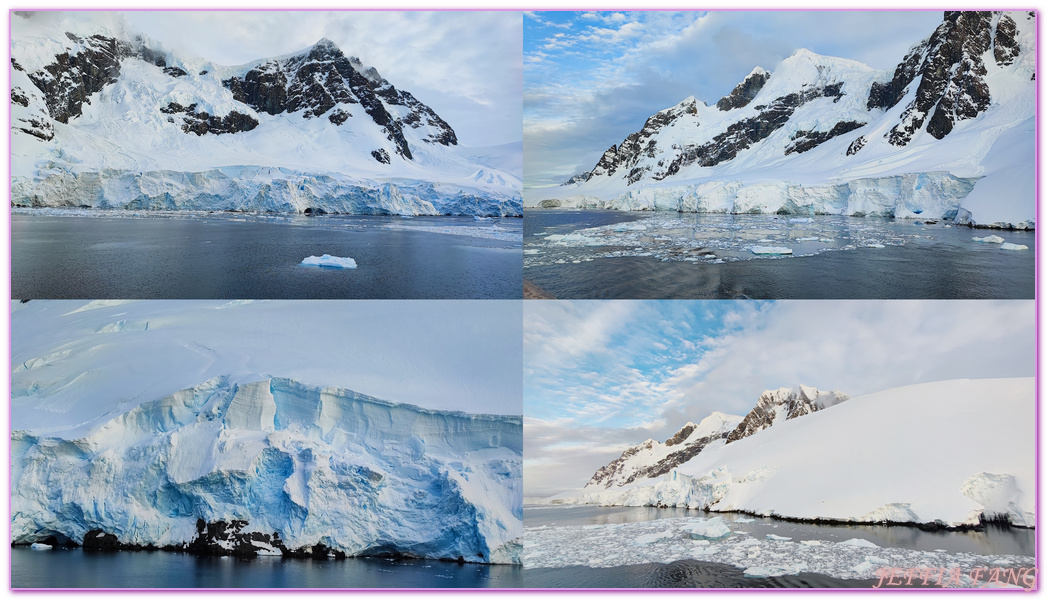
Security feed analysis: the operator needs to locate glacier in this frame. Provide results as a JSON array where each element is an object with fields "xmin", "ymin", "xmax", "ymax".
[
  {"xmin": 11, "ymin": 376, "xmax": 523, "ymax": 564},
  {"xmin": 526, "ymin": 12, "xmax": 1035, "ymax": 230},
  {"xmin": 546, "ymin": 379, "xmax": 1034, "ymax": 530},
  {"xmin": 10, "ymin": 12, "xmax": 522, "ymax": 217}
]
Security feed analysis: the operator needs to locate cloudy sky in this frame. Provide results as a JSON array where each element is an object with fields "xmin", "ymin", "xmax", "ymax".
[
  {"xmin": 523, "ymin": 10, "xmax": 946, "ymax": 189},
  {"xmin": 119, "ymin": 11, "xmax": 522, "ymax": 147},
  {"xmin": 524, "ymin": 300, "xmax": 1035, "ymax": 499}
]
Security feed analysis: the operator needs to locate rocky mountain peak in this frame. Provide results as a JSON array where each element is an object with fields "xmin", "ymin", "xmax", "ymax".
[
  {"xmin": 868, "ymin": 10, "xmax": 1030, "ymax": 146},
  {"xmin": 725, "ymin": 385, "xmax": 849, "ymax": 444},
  {"xmin": 716, "ymin": 66, "xmax": 771, "ymax": 111}
]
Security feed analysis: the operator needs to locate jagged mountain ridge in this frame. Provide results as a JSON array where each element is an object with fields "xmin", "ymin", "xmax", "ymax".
[
  {"xmin": 10, "ymin": 12, "xmax": 521, "ymax": 216},
  {"xmin": 533, "ymin": 11, "xmax": 1033, "ymax": 228},
  {"xmin": 12, "ymin": 376, "xmax": 523, "ymax": 563},
  {"xmin": 586, "ymin": 385, "xmax": 848, "ymax": 489}
]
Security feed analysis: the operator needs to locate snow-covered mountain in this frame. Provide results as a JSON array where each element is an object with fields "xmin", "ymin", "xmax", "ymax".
[
  {"xmin": 584, "ymin": 385, "xmax": 845, "ymax": 490},
  {"xmin": 11, "ymin": 12, "xmax": 521, "ymax": 216},
  {"xmin": 586, "ymin": 412, "xmax": 742, "ymax": 489},
  {"xmin": 527, "ymin": 11, "xmax": 1034, "ymax": 229},
  {"xmin": 12, "ymin": 376, "xmax": 523, "ymax": 563},
  {"xmin": 549, "ymin": 378, "xmax": 1034, "ymax": 529}
]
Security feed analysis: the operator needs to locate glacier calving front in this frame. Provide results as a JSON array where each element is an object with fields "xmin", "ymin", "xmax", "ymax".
[{"xmin": 12, "ymin": 377, "xmax": 524, "ymax": 563}]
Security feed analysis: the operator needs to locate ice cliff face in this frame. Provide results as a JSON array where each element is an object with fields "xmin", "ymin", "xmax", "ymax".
[
  {"xmin": 531, "ymin": 11, "xmax": 1033, "ymax": 229},
  {"xmin": 10, "ymin": 12, "xmax": 521, "ymax": 216},
  {"xmin": 11, "ymin": 377, "xmax": 523, "ymax": 563}
]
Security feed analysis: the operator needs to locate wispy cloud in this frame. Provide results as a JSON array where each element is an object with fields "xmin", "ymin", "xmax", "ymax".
[
  {"xmin": 523, "ymin": 10, "xmax": 945, "ymax": 188},
  {"xmin": 524, "ymin": 300, "xmax": 1035, "ymax": 496}
]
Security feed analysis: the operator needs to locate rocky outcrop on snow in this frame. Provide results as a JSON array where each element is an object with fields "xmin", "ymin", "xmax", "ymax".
[
  {"xmin": 725, "ymin": 385, "xmax": 849, "ymax": 443},
  {"xmin": 585, "ymin": 386, "xmax": 845, "ymax": 491}
]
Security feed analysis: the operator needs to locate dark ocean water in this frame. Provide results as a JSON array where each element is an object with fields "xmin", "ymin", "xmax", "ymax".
[
  {"xmin": 12, "ymin": 212, "xmax": 522, "ymax": 299},
  {"xmin": 524, "ymin": 210, "xmax": 1035, "ymax": 299},
  {"xmin": 11, "ymin": 547, "xmax": 523, "ymax": 588}
]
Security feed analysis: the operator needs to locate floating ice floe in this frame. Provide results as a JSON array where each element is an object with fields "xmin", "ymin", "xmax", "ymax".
[
  {"xmin": 30, "ymin": 543, "xmax": 52, "ymax": 551},
  {"xmin": 1000, "ymin": 243, "xmax": 1028, "ymax": 251},
  {"xmin": 972, "ymin": 235, "xmax": 1005, "ymax": 243},
  {"xmin": 750, "ymin": 246, "xmax": 793, "ymax": 255},
  {"xmin": 300, "ymin": 254, "xmax": 358, "ymax": 269},
  {"xmin": 840, "ymin": 538, "xmax": 879, "ymax": 548},
  {"xmin": 766, "ymin": 534, "xmax": 793, "ymax": 541},
  {"xmin": 682, "ymin": 516, "xmax": 731, "ymax": 540},
  {"xmin": 864, "ymin": 243, "xmax": 885, "ymax": 248}
]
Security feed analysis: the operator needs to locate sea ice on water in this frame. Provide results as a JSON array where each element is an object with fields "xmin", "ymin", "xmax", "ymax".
[
  {"xmin": 750, "ymin": 246, "xmax": 793, "ymax": 255},
  {"xmin": 301, "ymin": 255, "xmax": 358, "ymax": 269},
  {"xmin": 1000, "ymin": 243, "xmax": 1028, "ymax": 251},
  {"xmin": 972, "ymin": 235, "xmax": 1006, "ymax": 243},
  {"xmin": 682, "ymin": 516, "xmax": 731, "ymax": 540}
]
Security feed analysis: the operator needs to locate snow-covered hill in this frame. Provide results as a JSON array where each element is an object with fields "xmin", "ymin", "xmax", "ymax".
[
  {"xmin": 549, "ymin": 378, "xmax": 1034, "ymax": 529},
  {"xmin": 12, "ymin": 376, "xmax": 523, "ymax": 563},
  {"xmin": 526, "ymin": 11, "xmax": 1034, "ymax": 229},
  {"xmin": 11, "ymin": 12, "xmax": 521, "ymax": 216}
]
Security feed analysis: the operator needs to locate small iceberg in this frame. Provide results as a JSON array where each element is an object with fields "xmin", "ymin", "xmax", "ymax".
[
  {"xmin": 1000, "ymin": 243, "xmax": 1029, "ymax": 251},
  {"xmin": 474, "ymin": 216, "xmax": 493, "ymax": 221},
  {"xmin": 750, "ymin": 246, "xmax": 793, "ymax": 255},
  {"xmin": 301, "ymin": 255, "xmax": 358, "ymax": 269},
  {"xmin": 972, "ymin": 235, "xmax": 1005, "ymax": 243},
  {"xmin": 30, "ymin": 543, "xmax": 52, "ymax": 551},
  {"xmin": 789, "ymin": 217, "xmax": 813, "ymax": 224}
]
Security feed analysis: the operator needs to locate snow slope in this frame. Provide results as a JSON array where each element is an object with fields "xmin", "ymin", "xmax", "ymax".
[
  {"xmin": 549, "ymin": 379, "xmax": 1034, "ymax": 528},
  {"xmin": 10, "ymin": 300, "xmax": 522, "ymax": 437},
  {"xmin": 526, "ymin": 12, "xmax": 1034, "ymax": 229},
  {"xmin": 10, "ymin": 12, "xmax": 521, "ymax": 216},
  {"xmin": 12, "ymin": 376, "xmax": 523, "ymax": 563}
]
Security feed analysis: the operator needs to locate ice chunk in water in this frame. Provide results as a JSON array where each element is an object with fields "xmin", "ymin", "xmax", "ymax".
[{"xmin": 301, "ymin": 255, "xmax": 358, "ymax": 269}]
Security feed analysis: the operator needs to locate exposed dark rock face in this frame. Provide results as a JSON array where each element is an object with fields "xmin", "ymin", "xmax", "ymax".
[
  {"xmin": 870, "ymin": 11, "xmax": 1028, "ymax": 146},
  {"xmin": 586, "ymin": 98, "xmax": 700, "ymax": 181},
  {"xmin": 563, "ymin": 171, "xmax": 591, "ymax": 185},
  {"xmin": 846, "ymin": 135, "xmax": 867, "ymax": 156},
  {"xmin": 371, "ymin": 148, "xmax": 391, "ymax": 164},
  {"xmin": 163, "ymin": 66, "xmax": 187, "ymax": 77},
  {"xmin": 994, "ymin": 14, "xmax": 1021, "ymax": 66},
  {"xmin": 187, "ymin": 519, "xmax": 289, "ymax": 557},
  {"xmin": 587, "ymin": 440, "xmax": 654, "ymax": 488},
  {"xmin": 82, "ymin": 529, "xmax": 121, "ymax": 551},
  {"xmin": 328, "ymin": 108, "xmax": 349, "ymax": 125},
  {"xmin": 726, "ymin": 387, "xmax": 848, "ymax": 444},
  {"xmin": 716, "ymin": 68, "xmax": 770, "ymax": 111},
  {"xmin": 27, "ymin": 34, "xmax": 131, "ymax": 123},
  {"xmin": 11, "ymin": 88, "xmax": 30, "ymax": 107},
  {"xmin": 222, "ymin": 38, "xmax": 456, "ymax": 160},
  {"xmin": 161, "ymin": 102, "xmax": 259, "ymax": 135},
  {"xmin": 586, "ymin": 386, "xmax": 849, "ymax": 489},
  {"xmin": 785, "ymin": 120, "xmax": 866, "ymax": 155},
  {"xmin": 586, "ymin": 419, "xmax": 736, "ymax": 489},
  {"xmin": 662, "ymin": 83, "xmax": 845, "ymax": 177}
]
